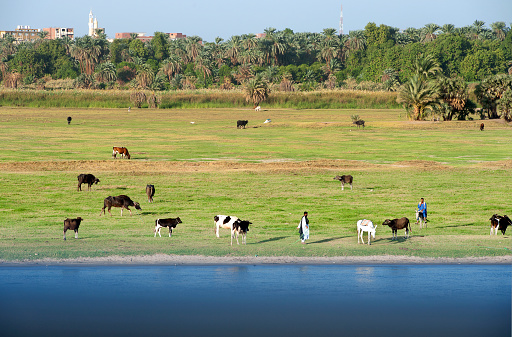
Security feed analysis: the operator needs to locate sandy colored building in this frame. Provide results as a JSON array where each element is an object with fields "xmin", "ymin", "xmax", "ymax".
[{"xmin": 43, "ymin": 27, "xmax": 74, "ymax": 40}]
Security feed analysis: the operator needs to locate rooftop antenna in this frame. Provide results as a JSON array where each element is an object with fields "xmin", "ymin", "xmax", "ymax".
[{"xmin": 339, "ymin": 4, "xmax": 344, "ymax": 35}]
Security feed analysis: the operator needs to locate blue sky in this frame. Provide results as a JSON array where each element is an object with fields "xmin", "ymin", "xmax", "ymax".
[{"xmin": 2, "ymin": 0, "xmax": 511, "ymax": 42}]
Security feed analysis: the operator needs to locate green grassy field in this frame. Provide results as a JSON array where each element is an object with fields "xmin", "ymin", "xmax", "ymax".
[{"xmin": 0, "ymin": 106, "xmax": 510, "ymax": 261}]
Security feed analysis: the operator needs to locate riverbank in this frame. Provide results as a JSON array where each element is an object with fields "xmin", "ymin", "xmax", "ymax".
[{"xmin": 1, "ymin": 254, "xmax": 511, "ymax": 266}]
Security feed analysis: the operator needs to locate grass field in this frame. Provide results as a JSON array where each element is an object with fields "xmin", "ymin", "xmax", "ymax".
[{"xmin": 0, "ymin": 106, "xmax": 510, "ymax": 261}]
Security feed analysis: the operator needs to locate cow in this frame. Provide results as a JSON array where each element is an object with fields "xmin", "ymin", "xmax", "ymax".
[
  {"xmin": 415, "ymin": 209, "xmax": 426, "ymax": 229},
  {"xmin": 100, "ymin": 195, "xmax": 141, "ymax": 216},
  {"xmin": 357, "ymin": 219, "xmax": 377, "ymax": 245},
  {"xmin": 67, "ymin": 116, "xmax": 72, "ymax": 125},
  {"xmin": 77, "ymin": 174, "xmax": 100, "ymax": 191},
  {"xmin": 154, "ymin": 217, "xmax": 182, "ymax": 237},
  {"xmin": 254, "ymin": 106, "xmax": 261, "ymax": 111},
  {"xmin": 63, "ymin": 217, "xmax": 83, "ymax": 240},
  {"xmin": 237, "ymin": 120, "xmax": 248, "ymax": 129},
  {"xmin": 489, "ymin": 214, "xmax": 511, "ymax": 235},
  {"xmin": 382, "ymin": 217, "xmax": 411, "ymax": 240},
  {"xmin": 146, "ymin": 184, "xmax": 155, "ymax": 203},
  {"xmin": 112, "ymin": 146, "xmax": 131, "ymax": 159},
  {"xmin": 333, "ymin": 175, "xmax": 353, "ymax": 191},
  {"xmin": 353, "ymin": 120, "xmax": 365, "ymax": 128},
  {"xmin": 214, "ymin": 215, "xmax": 252, "ymax": 245},
  {"xmin": 480, "ymin": 123, "xmax": 484, "ymax": 131}
]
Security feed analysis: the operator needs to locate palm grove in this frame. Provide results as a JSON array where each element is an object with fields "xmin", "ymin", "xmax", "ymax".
[{"xmin": 1, "ymin": 21, "xmax": 511, "ymax": 120}]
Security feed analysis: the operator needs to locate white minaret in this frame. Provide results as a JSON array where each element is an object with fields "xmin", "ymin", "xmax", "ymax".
[
  {"xmin": 88, "ymin": 10, "xmax": 94, "ymax": 36},
  {"xmin": 339, "ymin": 4, "xmax": 344, "ymax": 35}
]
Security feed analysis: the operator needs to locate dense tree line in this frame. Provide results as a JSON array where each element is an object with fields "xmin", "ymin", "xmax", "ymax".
[{"xmin": 0, "ymin": 21, "xmax": 511, "ymax": 119}]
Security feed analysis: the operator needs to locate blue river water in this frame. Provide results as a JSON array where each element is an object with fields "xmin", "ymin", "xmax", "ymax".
[{"xmin": 0, "ymin": 264, "xmax": 510, "ymax": 337}]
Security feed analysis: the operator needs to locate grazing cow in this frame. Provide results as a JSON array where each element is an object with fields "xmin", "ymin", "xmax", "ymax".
[
  {"xmin": 100, "ymin": 195, "xmax": 141, "ymax": 216},
  {"xmin": 357, "ymin": 219, "xmax": 377, "ymax": 245},
  {"xmin": 77, "ymin": 173, "xmax": 100, "ymax": 191},
  {"xmin": 382, "ymin": 217, "xmax": 411, "ymax": 240},
  {"xmin": 333, "ymin": 175, "xmax": 353, "ymax": 191},
  {"xmin": 67, "ymin": 116, "xmax": 72, "ymax": 125},
  {"xmin": 112, "ymin": 146, "xmax": 131, "ymax": 159},
  {"xmin": 255, "ymin": 106, "xmax": 261, "ymax": 111},
  {"xmin": 63, "ymin": 217, "xmax": 83, "ymax": 240},
  {"xmin": 237, "ymin": 120, "xmax": 248, "ymax": 129},
  {"xmin": 489, "ymin": 214, "xmax": 511, "ymax": 235},
  {"xmin": 154, "ymin": 217, "xmax": 182, "ymax": 237},
  {"xmin": 146, "ymin": 184, "xmax": 155, "ymax": 203},
  {"xmin": 353, "ymin": 120, "xmax": 365, "ymax": 128},
  {"xmin": 415, "ymin": 209, "xmax": 426, "ymax": 229},
  {"xmin": 214, "ymin": 215, "xmax": 252, "ymax": 245},
  {"xmin": 480, "ymin": 123, "xmax": 484, "ymax": 131}
]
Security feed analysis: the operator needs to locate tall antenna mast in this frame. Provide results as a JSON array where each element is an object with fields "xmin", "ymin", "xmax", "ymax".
[{"xmin": 339, "ymin": 4, "xmax": 344, "ymax": 35}]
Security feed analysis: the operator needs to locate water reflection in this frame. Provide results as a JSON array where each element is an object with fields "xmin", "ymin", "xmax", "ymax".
[{"xmin": 0, "ymin": 265, "xmax": 509, "ymax": 337}]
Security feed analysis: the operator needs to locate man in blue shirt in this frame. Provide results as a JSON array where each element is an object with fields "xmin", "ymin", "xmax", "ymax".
[{"xmin": 418, "ymin": 198, "xmax": 427, "ymax": 223}]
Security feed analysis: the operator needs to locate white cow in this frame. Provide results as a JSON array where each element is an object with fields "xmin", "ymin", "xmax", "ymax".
[
  {"xmin": 357, "ymin": 219, "xmax": 377, "ymax": 245},
  {"xmin": 214, "ymin": 215, "xmax": 251, "ymax": 246},
  {"xmin": 254, "ymin": 106, "xmax": 261, "ymax": 111}
]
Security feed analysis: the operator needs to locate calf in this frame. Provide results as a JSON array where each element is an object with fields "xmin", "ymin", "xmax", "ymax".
[
  {"xmin": 415, "ymin": 209, "xmax": 426, "ymax": 229},
  {"xmin": 100, "ymin": 195, "xmax": 141, "ymax": 216},
  {"xmin": 214, "ymin": 215, "xmax": 252, "ymax": 245},
  {"xmin": 233, "ymin": 219, "xmax": 251, "ymax": 245},
  {"xmin": 112, "ymin": 146, "xmax": 131, "ymax": 159},
  {"xmin": 237, "ymin": 120, "xmax": 248, "ymax": 129},
  {"xmin": 63, "ymin": 217, "xmax": 83, "ymax": 240},
  {"xmin": 254, "ymin": 106, "xmax": 261, "ymax": 111},
  {"xmin": 489, "ymin": 214, "xmax": 511, "ymax": 235},
  {"xmin": 480, "ymin": 123, "xmax": 484, "ymax": 131},
  {"xmin": 77, "ymin": 173, "xmax": 100, "ymax": 191},
  {"xmin": 333, "ymin": 175, "xmax": 353, "ymax": 191},
  {"xmin": 146, "ymin": 184, "xmax": 155, "ymax": 203},
  {"xmin": 154, "ymin": 217, "xmax": 182, "ymax": 237},
  {"xmin": 382, "ymin": 217, "xmax": 411, "ymax": 240},
  {"xmin": 353, "ymin": 120, "xmax": 365, "ymax": 128}
]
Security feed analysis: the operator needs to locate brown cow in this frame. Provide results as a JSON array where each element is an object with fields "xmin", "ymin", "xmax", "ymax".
[
  {"xmin": 353, "ymin": 120, "xmax": 365, "ymax": 128},
  {"xmin": 100, "ymin": 195, "xmax": 141, "ymax": 216},
  {"xmin": 146, "ymin": 184, "xmax": 155, "ymax": 203},
  {"xmin": 382, "ymin": 217, "xmax": 411, "ymax": 240},
  {"xmin": 333, "ymin": 175, "xmax": 353, "ymax": 190},
  {"xmin": 112, "ymin": 147, "xmax": 130, "ymax": 159},
  {"xmin": 77, "ymin": 174, "xmax": 100, "ymax": 191},
  {"xmin": 63, "ymin": 217, "xmax": 83, "ymax": 240}
]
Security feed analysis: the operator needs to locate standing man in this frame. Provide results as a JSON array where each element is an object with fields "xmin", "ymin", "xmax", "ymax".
[
  {"xmin": 298, "ymin": 211, "xmax": 310, "ymax": 244},
  {"xmin": 418, "ymin": 198, "xmax": 427, "ymax": 223}
]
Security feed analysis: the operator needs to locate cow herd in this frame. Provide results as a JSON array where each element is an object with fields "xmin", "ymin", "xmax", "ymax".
[{"xmin": 65, "ymin": 170, "xmax": 509, "ymax": 245}]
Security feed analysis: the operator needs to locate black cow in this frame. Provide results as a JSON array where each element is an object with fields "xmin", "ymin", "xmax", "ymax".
[
  {"xmin": 67, "ymin": 116, "xmax": 72, "ymax": 125},
  {"xmin": 146, "ymin": 184, "xmax": 155, "ymax": 203},
  {"xmin": 489, "ymin": 214, "xmax": 511, "ymax": 235},
  {"xmin": 100, "ymin": 195, "xmax": 141, "ymax": 216},
  {"xmin": 353, "ymin": 120, "xmax": 365, "ymax": 128},
  {"xmin": 233, "ymin": 219, "xmax": 251, "ymax": 245},
  {"xmin": 63, "ymin": 217, "xmax": 83, "ymax": 240},
  {"xmin": 154, "ymin": 217, "xmax": 182, "ymax": 237},
  {"xmin": 333, "ymin": 175, "xmax": 353, "ymax": 191},
  {"xmin": 382, "ymin": 217, "xmax": 411, "ymax": 240},
  {"xmin": 77, "ymin": 174, "xmax": 100, "ymax": 191},
  {"xmin": 237, "ymin": 120, "xmax": 248, "ymax": 129}
]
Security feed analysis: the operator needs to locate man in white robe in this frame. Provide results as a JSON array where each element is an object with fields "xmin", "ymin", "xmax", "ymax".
[{"xmin": 297, "ymin": 211, "xmax": 309, "ymax": 244}]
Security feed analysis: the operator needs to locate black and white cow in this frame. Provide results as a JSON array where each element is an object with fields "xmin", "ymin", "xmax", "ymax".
[
  {"xmin": 63, "ymin": 217, "xmax": 83, "ymax": 240},
  {"xmin": 489, "ymin": 214, "xmax": 511, "ymax": 235},
  {"xmin": 214, "ymin": 215, "xmax": 252, "ymax": 245},
  {"xmin": 237, "ymin": 120, "xmax": 248, "ymax": 129},
  {"xmin": 77, "ymin": 174, "xmax": 100, "ymax": 191},
  {"xmin": 154, "ymin": 217, "xmax": 182, "ymax": 237},
  {"xmin": 333, "ymin": 175, "xmax": 353, "ymax": 190}
]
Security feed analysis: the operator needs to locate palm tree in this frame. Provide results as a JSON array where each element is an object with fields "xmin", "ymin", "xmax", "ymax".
[
  {"xmin": 397, "ymin": 74, "xmax": 439, "ymax": 120},
  {"xmin": 96, "ymin": 61, "xmax": 117, "ymax": 83},
  {"xmin": 244, "ymin": 75, "xmax": 270, "ymax": 107},
  {"xmin": 185, "ymin": 36, "xmax": 203, "ymax": 62},
  {"xmin": 414, "ymin": 54, "xmax": 442, "ymax": 81},
  {"xmin": 490, "ymin": 21, "xmax": 506, "ymax": 41},
  {"xmin": 136, "ymin": 63, "xmax": 155, "ymax": 88},
  {"xmin": 440, "ymin": 24, "xmax": 456, "ymax": 35},
  {"xmin": 421, "ymin": 23, "xmax": 440, "ymax": 42},
  {"xmin": 225, "ymin": 36, "xmax": 242, "ymax": 65},
  {"xmin": 160, "ymin": 55, "xmax": 182, "ymax": 82}
]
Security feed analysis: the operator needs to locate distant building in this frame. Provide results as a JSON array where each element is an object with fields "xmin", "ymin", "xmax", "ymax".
[
  {"xmin": 255, "ymin": 33, "xmax": 266, "ymax": 39},
  {"xmin": 115, "ymin": 32, "xmax": 187, "ymax": 42},
  {"xmin": 0, "ymin": 25, "xmax": 41, "ymax": 43},
  {"xmin": 43, "ymin": 27, "xmax": 74, "ymax": 40}
]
